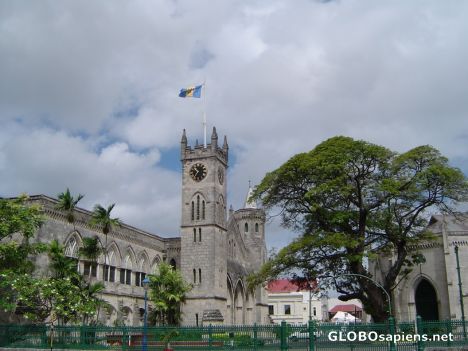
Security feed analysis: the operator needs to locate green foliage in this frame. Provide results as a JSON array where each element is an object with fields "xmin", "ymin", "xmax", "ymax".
[
  {"xmin": 0, "ymin": 195, "xmax": 43, "ymax": 241},
  {"xmin": 79, "ymin": 236, "xmax": 103, "ymax": 263},
  {"xmin": 148, "ymin": 262, "xmax": 192, "ymax": 326},
  {"xmin": 0, "ymin": 196, "xmax": 47, "ymax": 316},
  {"xmin": 55, "ymin": 189, "xmax": 84, "ymax": 224},
  {"xmin": 90, "ymin": 204, "xmax": 120, "ymax": 236},
  {"xmin": 250, "ymin": 136, "xmax": 468, "ymax": 321},
  {"xmin": 0, "ymin": 196, "xmax": 106, "ymax": 325},
  {"xmin": 1, "ymin": 240, "xmax": 106, "ymax": 325}
]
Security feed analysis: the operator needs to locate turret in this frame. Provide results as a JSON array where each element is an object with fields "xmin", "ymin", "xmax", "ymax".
[
  {"xmin": 211, "ymin": 126, "xmax": 218, "ymax": 151},
  {"xmin": 180, "ymin": 129, "xmax": 187, "ymax": 160},
  {"xmin": 223, "ymin": 135, "xmax": 229, "ymax": 162},
  {"xmin": 232, "ymin": 184, "xmax": 267, "ymax": 269}
]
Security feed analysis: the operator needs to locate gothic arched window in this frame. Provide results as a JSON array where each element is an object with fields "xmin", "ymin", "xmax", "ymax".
[
  {"xmin": 199, "ymin": 269, "xmax": 202, "ymax": 284},
  {"xmin": 244, "ymin": 223, "xmax": 249, "ymax": 233},
  {"xmin": 193, "ymin": 269, "xmax": 196, "ymax": 284},
  {"xmin": 202, "ymin": 201, "xmax": 205, "ymax": 220},
  {"xmin": 199, "ymin": 228, "xmax": 202, "ymax": 242},
  {"xmin": 191, "ymin": 201, "xmax": 194, "ymax": 221},
  {"xmin": 255, "ymin": 223, "xmax": 259, "ymax": 233},
  {"xmin": 193, "ymin": 228, "xmax": 197, "ymax": 242},
  {"xmin": 65, "ymin": 236, "xmax": 79, "ymax": 259},
  {"xmin": 196, "ymin": 195, "xmax": 200, "ymax": 220},
  {"xmin": 120, "ymin": 254, "xmax": 133, "ymax": 285},
  {"xmin": 64, "ymin": 235, "xmax": 80, "ymax": 272}
]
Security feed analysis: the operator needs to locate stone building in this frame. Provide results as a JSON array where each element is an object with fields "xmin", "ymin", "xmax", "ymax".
[
  {"xmin": 10, "ymin": 127, "xmax": 269, "ymax": 326},
  {"xmin": 371, "ymin": 214, "xmax": 468, "ymax": 321},
  {"xmin": 179, "ymin": 127, "xmax": 269, "ymax": 325}
]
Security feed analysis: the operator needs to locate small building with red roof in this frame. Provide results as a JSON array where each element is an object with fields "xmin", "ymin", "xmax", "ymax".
[
  {"xmin": 328, "ymin": 303, "xmax": 363, "ymax": 320},
  {"xmin": 266, "ymin": 279, "xmax": 325, "ymax": 324}
]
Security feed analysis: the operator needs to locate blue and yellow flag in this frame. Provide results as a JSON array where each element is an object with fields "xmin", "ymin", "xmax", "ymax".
[{"xmin": 179, "ymin": 85, "xmax": 202, "ymax": 98}]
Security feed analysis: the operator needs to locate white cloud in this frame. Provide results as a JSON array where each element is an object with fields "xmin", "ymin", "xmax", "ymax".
[
  {"xmin": 1, "ymin": 0, "xmax": 468, "ymax": 248},
  {"xmin": 0, "ymin": 122, "xmax": 180, "ymax": 236}
]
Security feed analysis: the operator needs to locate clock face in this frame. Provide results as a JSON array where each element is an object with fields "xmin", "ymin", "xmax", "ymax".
[
  {"xmin": 190, "ymin": 163, "xmax": 208, "ymax": 182},
  {"xmin": 218, "ymin": 168, "xmax": 224, "ymax": 185}
]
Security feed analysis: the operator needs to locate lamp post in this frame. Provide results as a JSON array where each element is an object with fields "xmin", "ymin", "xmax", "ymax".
[
  {"xmin": 454, "ymin": 246, "xmax": 466, "ymax": 339},
  {"xmin": 142, "ymin": 277, "xmax": 150, "ymax": 351},
  {"xmin": 309, "ymin": 286, "xmax": 312, "ymax": 321}
]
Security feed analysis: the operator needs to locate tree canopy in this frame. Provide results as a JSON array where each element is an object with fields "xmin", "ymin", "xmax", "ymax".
[
  {"xmin": 0, "ymin": 195, "xmax": 44, "ymax": 274},
  {"xmin": 250, "ymin": 136, "xmax": 468, "ymax": 321}
]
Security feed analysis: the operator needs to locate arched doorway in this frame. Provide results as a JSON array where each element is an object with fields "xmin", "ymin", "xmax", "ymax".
[{"xmin": 415, "ymin": 279, "xmax": 439, "ymax": 320}]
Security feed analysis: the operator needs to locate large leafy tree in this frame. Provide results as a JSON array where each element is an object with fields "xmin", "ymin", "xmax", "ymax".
[
  {"xmin": 250, "ymin": 136, "xmax": 468, "ymax": 322},
  {"xmin": 0, "ymin": 196, "xmax": 45, "ymax": 322},
  {"xmin": 148, "ymin": 262, "xmax": 192, "ymax": 326}
]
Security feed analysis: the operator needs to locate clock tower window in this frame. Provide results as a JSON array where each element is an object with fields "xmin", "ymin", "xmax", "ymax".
[
  {"xmin": 202, "ymin": 201, "xmax": 205, "ymax": 220},
  {"xmin": 196, "ymin": 195, "xmax": 200, "ymax": 220},
  {"xmin": 191, "ymin": 201, "xmax": 194, "ymax": 221}
]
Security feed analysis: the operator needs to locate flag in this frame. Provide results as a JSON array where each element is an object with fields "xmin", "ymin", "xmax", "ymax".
[{"xmin": 179, "ymin": 85, "xmax": 202, "ymax": 98}]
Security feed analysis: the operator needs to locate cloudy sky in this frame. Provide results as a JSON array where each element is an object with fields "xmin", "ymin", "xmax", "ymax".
[{"xmin": 1, "ymin": 1, "xmax": 468, "ymax": 249}]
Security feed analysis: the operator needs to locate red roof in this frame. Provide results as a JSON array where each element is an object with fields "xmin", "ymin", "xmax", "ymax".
[
  {"xmin": 267, "ymin": 279, "xmax": 317, "ymax": 293},
  {"xmin": 329, "ymin": 304, "xmax": 362, "ymax": 313}
]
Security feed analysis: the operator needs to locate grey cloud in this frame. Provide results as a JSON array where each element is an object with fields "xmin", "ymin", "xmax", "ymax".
[{"xmin": 2, "ymin": 0, "xmax": 468, "ymax": 249}]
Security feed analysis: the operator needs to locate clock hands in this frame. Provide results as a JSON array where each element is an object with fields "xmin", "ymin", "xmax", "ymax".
[{"xmin": 190, "ymin": 163, "xmax": 206, "ymax": 181}]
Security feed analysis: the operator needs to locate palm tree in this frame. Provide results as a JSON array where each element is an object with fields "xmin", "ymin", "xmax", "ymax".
[
  {"xmin": 79, "ymin": 236, "xmax": 103, "ymax": 280},
  {"xmin": 55, "ymin": 188, "xmax": 84, "ymax": 227},
  {"xmin": 80, "ymin": 280, "xmax": 109, "ymax": 325},
  {"xmin": 48, "ymin": 240, "xmax": 80, "ymax": 281},
  {"xmin": 90, "ymin": 204, "xmax": 120, "ymax": 238},
  {"xmin": 90, "ymin": 204, "xmax": 120, "ymax": 280},
  {"xmin": 148, "ymin": 262, "xmax": 192, "ymax": 325}
]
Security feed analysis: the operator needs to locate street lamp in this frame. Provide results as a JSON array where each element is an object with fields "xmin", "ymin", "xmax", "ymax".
[{"xmin": 142, "ymin": 277, "xmax": 150, "ymax": 351}]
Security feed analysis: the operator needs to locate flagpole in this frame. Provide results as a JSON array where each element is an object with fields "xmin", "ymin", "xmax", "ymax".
[{"xmin": 203, "ymin": 80, "xmax": 207, "ymax": 148}]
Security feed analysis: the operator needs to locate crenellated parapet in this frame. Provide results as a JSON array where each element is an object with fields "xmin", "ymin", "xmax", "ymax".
[{"xmin": 181, "ymin": 127, "xmax": 228, "ymax": 165}]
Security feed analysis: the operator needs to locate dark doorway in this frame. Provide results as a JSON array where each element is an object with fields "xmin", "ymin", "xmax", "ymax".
[
  {"xmin": 170, "ymin": 258, "xmax": 177, "ymax": 269},
  {"xmin": 415, "ymin": 279, "xmax": 439, "ymax": 320}
]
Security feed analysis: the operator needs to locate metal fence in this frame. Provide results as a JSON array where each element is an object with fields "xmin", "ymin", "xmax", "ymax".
[{"xmin": 0, "ymin": 318, "xmax": 467, "ymax": 351}]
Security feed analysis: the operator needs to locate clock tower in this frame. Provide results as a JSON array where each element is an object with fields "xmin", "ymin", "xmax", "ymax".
[{"xmin": 179, "ymin": 127, "xmax": 229, "ymax": 325}]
